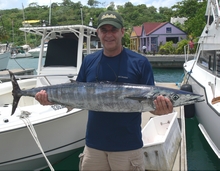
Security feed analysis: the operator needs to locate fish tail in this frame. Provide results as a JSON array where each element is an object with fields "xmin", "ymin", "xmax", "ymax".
[{"xmin": 9, "ymin": 70, "xmax": 22, "ymax": 115}]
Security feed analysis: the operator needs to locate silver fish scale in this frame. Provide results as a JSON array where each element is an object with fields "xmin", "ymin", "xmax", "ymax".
[
  {"xmin": 46, "ymin": 83, "xmax": 156, "ymax": 112},
  {"xmin": 20, "ymin": 81, "xmax": 203, "ymax": 113},
  {"xmin": 9, "ymin": 71, "xmax": 203, "ymax": 115}
]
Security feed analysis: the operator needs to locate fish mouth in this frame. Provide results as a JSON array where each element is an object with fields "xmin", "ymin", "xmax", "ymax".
[
  {"xmin": 196, "ymin": 98, "xmax": 205, "ymax": 102},
  {"xmin": 190, "ymin": 94, "xmax": 204, "ymax": 101},
  {"xmin": 185, "ymin": 95, "xmax": 204, "ymax": 105},
  {"xmin": 191, "ymin": 97, "xmax": 204, "ymax": 103},
  {"xmin": 172, "ymin": 95, "xmax": 204, "ymax": 107}
]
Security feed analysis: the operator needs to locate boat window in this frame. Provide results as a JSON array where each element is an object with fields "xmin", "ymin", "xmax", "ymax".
[
  {"xmin": 216, "ymin": 51, "xmax": 220, "ymax": 77},
  {"xmin": 197, "ymin": 50, "xmax": 214, "ymax": 71},
  {"xmin": 44, "ymin": 38, "xmax": 78, "ymax": 67}
]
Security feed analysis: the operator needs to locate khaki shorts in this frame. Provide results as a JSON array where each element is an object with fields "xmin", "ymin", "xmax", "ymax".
[{"xmin": 79, "ymin": 145, "xmax": 145, "ymax": 171}]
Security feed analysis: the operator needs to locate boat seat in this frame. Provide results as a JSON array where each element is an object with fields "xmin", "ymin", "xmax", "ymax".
[{"xmin": 44, "ymin": 38, "xmax": 78, "ymax": 67}]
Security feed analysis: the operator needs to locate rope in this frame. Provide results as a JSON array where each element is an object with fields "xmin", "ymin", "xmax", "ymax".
[
  {"xmin": 19, "ymin": 111, "xmax": 55, "ymax": 171},
  {"xmin": 12, "ymin": 58, "xmax": 25, "ymax": 70}
]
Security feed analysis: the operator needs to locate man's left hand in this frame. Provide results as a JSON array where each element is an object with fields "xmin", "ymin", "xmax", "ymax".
[{"xmin": 150, "ymin": 95, "xmax": 173, "ymax": 115}]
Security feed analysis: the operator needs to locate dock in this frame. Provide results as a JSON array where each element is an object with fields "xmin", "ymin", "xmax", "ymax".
[
  {"xmin": 145, "ymin": 54, "xmax": 194, "ymax": 68},
  {"xmin": 141, "ymin": 82, "xmax": 187, "ymax": 171},
  {"xmin": 0, "ymin": 68, "xmax": 35, "ymax": 82}
]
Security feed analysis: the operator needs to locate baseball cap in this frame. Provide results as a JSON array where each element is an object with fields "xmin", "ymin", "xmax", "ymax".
[{"xmin": 97, "ymin": 11, "xmax": 123, "ymax": 29}]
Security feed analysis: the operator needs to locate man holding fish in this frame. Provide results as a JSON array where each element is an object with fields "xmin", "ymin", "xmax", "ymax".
[{"xmin": 35, "ymin": 11, "xmax": 173, "ymax": 171}]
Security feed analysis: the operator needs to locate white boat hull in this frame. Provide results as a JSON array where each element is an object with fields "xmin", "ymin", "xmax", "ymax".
[
  {"xmin": 29, "ymin": 51, "xmax": 47, "ymax": 58},
  {"xmin": 0, "ymin": 78, "xmax": 88, "ymax": 170},
  {"xmin": 0, "ymin": 51, "xmax": 10, "ymax": 70},
  {"xmin": 183, "ymin": 68, "xmax": 220, "ymax": 158},
  {"xmin": 0, "ymin": 110, "xmax": 87, "ymax": 170},
  {"xmin": 28, "ymin": 44, "xmax": 47, "ymax": 58},
  {"xmin": 11, "ymin": 52, "xmax": 32, "ymax": 58}
]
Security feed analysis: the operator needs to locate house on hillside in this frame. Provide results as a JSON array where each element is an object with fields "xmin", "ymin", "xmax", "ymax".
[
  {"xmin": 130, "ymin": 26, "xmax": 142, "ymax": 52},
  {"xmin": 170, "ymin": 17, "xmax": 187, "ymax": 25},
  {"xmin": 140, "ymin": 22, "xmax": 187, "ymax": 53}
]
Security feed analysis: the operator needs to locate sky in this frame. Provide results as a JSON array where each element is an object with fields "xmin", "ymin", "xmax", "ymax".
[{"xmin": 0, "ymin": 0, "xmax": 180, "ymax": 10}]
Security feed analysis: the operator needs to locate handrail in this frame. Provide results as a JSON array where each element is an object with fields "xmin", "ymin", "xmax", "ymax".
[{"xmin": 0, "ymin": 74, "xmax": 77, "ymax": 80}]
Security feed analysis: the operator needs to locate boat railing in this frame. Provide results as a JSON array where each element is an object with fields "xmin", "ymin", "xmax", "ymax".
[{"xmin": 184, "ymin": 42, "xmax": 199, "ymax": 63}]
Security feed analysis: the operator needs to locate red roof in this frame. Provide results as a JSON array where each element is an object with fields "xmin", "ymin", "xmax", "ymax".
[
  {"xmin": 142, "ymin": 22, "xmax": 167, "ymax": 35},
  {"xmin": 133, "ymin": 26, "xmax": 142, "ymax": 36}
]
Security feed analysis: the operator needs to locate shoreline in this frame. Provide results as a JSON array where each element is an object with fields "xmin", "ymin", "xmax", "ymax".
[{"xmin": 143, "ymin": 54, "xmax": 195, "ymax": 68}]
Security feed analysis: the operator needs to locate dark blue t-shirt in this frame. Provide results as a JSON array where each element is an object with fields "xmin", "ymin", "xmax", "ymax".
[{"xmin": 76, "ymin": 48, "xmax": 154, "ymax": 151}]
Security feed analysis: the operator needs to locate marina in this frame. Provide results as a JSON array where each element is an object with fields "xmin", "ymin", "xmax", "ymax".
[
  {"xmin": 0, "ymin": 0, "xmax": 220, "ymax": 169},
  {"xmin": 0, "ymin": 52, "xmax": 189, "ymax": 170},
  {"xmin": 1, "ymin": 1, "xmax": 219, "ymax": 166},
  {"xmin": 2, "ymin": 58, "xmax": 220, "ymax": 170}
]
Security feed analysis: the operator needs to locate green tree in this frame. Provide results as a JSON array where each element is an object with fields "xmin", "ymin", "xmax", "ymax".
[
  {"xmin": 62, "ymin": 0, "xmax": 74, "ymax": 6},
  {"xmin": 107, "ymin": 2, "xmax": 115, "ymax": 11},
  {"xmin": 87, "ymin": 0, "xmax": 100, "ymax": 7},
  {"xmin": 0, "ymin": 0, "xmax": 208, "ymax": 47},
  {"xmin": 172, "ymin": 0, "xmax": 207, "ymax": 37}
]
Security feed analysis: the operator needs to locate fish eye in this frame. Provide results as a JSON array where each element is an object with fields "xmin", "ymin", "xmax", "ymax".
[{"xmin": 171, "ymin": 94, "xmax": 179, "ymax": 101}]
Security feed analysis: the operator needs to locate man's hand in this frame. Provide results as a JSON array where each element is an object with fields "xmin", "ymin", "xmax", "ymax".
[
  {"xmin": 35, "ymin": 90, "xmax": 53, "ymax": 105},
  {"xmin": 150, "ymin": 95, "xmax": 173, "ymax": 115}
]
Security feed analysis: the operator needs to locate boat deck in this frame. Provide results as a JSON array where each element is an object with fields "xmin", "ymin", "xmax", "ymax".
[{"xmin": 141, "ymin": 82, "xmax": 187, "ymax": 171}]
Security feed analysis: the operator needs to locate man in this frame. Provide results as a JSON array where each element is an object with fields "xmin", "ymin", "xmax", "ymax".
[
  {"xmin": 35, "ymin": 11, "xmax": 173, "ymax": 171},
  {"xmin": 189, "ymin": 39, "xmax": 194, "ymax": 54},
  {"xmin": 142, "ymin": 45, "xmax": 146, "ymax": 54}
]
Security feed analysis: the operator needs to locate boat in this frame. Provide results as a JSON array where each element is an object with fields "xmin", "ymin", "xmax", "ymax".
[
  {"xmin": 11, "ymin": 51, "xmax": 32, "ymax": 58},
  {"xmin": 11, "ymin": 45, "xmax": 32, "ymax": 58},
  {"xmin": 0, "ymin": 24, "xmax": 97, "ymax": 170},
  {"xmin": 0, "ymin": 43, "xmax": 11, "ymax": 70},
  {"xmin": 28, "ymin": 43, "xmax": 48, "ymax": 58},
  {"xmin": 183, "ymin": 0, "xmax": 220, "ymax": 159}
]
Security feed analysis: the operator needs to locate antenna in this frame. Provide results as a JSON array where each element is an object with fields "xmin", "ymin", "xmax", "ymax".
[
  {"xmin": 80, "ymin": 6, "xmax": 83, "ymax": 25},
  {"xmin": 49, "ymin": 0, "xmax": 52, "ymax": 26},
  {"xmin": 22, "ymin": 3, "xmax": 27, "ymax": 44}
]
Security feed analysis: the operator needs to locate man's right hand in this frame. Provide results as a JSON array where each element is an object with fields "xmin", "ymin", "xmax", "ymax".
[{"xmin": 35, "ymin": 90, "xmax": 53, "ymax": 105}]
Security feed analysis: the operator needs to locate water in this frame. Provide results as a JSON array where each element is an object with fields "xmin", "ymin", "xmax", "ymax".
[
  {"xmin": 7, "ymin": 57, "xmax": 44, "ymax": 74},
  {"xmin": 186, "ymin": 117, "xmax": 220, "ymax": 170},
  {"xmin": 6, "ymin": 58, "xmax": 220, "ymax": 170},
  {"xmin": 8, "ymin": 58, "xmax": 184, "ymax": 83},
  {"xmin": 153, "ymin": 68, "xmax": 184, "ymax": 83}
]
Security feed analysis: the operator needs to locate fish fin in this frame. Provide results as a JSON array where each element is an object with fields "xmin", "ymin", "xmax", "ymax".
[{"xmin": 9, "ymin": 70, "xmax": 22, "ymax": 115}]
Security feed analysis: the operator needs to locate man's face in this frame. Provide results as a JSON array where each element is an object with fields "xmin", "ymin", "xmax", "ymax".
[{"xmin": 97, "ymin": 24, "xmax": 124, "ymax": 52}]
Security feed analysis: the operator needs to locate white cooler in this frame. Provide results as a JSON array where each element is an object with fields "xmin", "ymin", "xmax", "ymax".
[{"xmin": 142, "ymin": 112, "xmax": 181, "ymax": 171}]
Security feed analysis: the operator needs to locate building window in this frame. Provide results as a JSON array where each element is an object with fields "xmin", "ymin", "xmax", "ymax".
[
  {"xmin": 166, "ymin": 27, "xmax": 172, "ymax": 33},
  {"xmin": 197, "ymin": 50, "xmax": 214, "ymax": 72},
  {"xmin": 166, "ymin": 37, "xmax": 178, "ymax": 43}
]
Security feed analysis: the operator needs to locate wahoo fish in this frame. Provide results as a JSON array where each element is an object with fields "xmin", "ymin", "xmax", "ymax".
[{"xmin": 9, "ymin": 71, "xmax": 203, "ymax": 115}]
